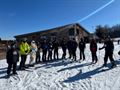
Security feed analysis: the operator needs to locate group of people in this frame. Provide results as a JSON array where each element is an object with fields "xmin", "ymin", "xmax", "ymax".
[{"xmin": 6, "ymin": 37, "xmax": 119, "ymax": 77}]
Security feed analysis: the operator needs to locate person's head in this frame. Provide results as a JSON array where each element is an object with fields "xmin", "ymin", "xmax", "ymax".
[
  {"xmin": 31, "ymin": 40, "xmax": 35, "ymax": 44},
  {"xmin": 91, "ymin": 38, "xmax": 95, "ymax": 43},
  {"xmin": 105, "ymin": 36, "xmax": 111, "ymax": 41},
  {"xmin": 22, "ymin": 38, "xmax": 27, "ymax": 43},
  {"xmin": 11, "ymin": 41, "xmax": 17, "ymax": 49}
]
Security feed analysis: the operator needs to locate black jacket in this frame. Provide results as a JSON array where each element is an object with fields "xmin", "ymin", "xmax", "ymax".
[
  {"xmin": 79, "ymin": 41, "xmax": 86, "ymax": 51},
  {"xmin": 61, "ymin": 42, "xmax": 67, "ymax": 51},
  {"xmin": 6, "ymin": 45, "xmax": 19, "ymax": 64},
  {"xmin": 67, "ymin": 40, "xmax": 73, "ymax": 50},
  {"xmin": 71, "ymin": 41, "xmax": 78, "ymax": 51},
  {"xmin": 104, "ymin": 40, "xmax": 114, "ymax": 53},
  {"xmin": 100, "ymin": 40, "xmax": 114, "ymax": 53},
  {"xmin": 53, "ymin": 41, "xmax": 59, "ymax": 50}
]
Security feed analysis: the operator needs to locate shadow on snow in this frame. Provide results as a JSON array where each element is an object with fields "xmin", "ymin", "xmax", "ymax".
[{"xmin": 63, "ymin": 60, "xmax": 120, "ymax": 83}]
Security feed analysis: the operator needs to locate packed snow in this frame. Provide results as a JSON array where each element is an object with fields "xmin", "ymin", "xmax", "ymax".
[{"xmin": 0, "ymin": 43, "xmax": 120, "ymax": 90}]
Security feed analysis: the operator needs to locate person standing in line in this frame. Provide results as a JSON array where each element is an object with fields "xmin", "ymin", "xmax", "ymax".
[
  {"xmin": 67, "ymin": 38, "xmax": 73, "ymax": 59},
  {"xmin": 61, "ymin": 39, "xmax": 67, "ymax": 59},
  {"xmin": 36, "ymin": 43, "xmax": 41, "ymax": 63},
  {"xmin": 53, "ymin": 39, "xmax": 59, "ymax": 60},
  {"xmin": 19, "ymin": 38, "xmax": 30, "ymax": 70},
  {"xmin": 29, "ymin": 40, "xmax": 37, "ymax": 67},
  {"xmin": 79, "ymin": 38, "xmax": 86, "ymax": 61},
  {"xmin": 99, "ymin": 37, "xmax": 116, "ymax": 68},
  {"xmin": 41, "ymin": 40, "xmax": 48, "ymax": 62},
  {"xmin": 90, "ymin": 39, "xmax": 98, "ymax": 64},
  {"xmin": 6, "ymin": 41, "xmax": 19, "ymax": 77},
  {"xmin": 48, "ymin": 41, "xmax": 53, "ymax": 61},
  {"xmin": 71, "ymin": 38, "xmax": 78, "ymax": 61}
]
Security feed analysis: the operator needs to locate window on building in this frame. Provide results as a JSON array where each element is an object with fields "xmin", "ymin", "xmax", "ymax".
[
  {"xmin": 69, "ymin": 28, "xmax": 74, "ymax": 36},
  {"xmin": 41, "ymin": 35, "xmax": 47, "ymax": 39}
]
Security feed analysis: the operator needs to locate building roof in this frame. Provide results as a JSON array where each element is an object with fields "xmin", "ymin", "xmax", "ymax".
[{"xmin": 14, "ymin": 23, "xmax": 90, "ymax": 38}]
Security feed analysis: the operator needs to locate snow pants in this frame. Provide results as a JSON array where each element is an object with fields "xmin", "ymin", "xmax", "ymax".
[
  {"xmin": 80, "ymin": 50, "xmax": 85, "ymax": 60},
  {"xmin": 7, "ymin": 62, "xmax": 17, "ymax": 75},
  {"xmin": 20, "ymin": 55, "xmax": 27, "ymax": 69},
  {"xmin": 91, "ymin": 52, "xmax": 98, "ymax": 63},
  {"xmin": 29, "ymin": 52, "xmax": 36, "ymax": 66},
  {"xmin": 104, "ymin": 52, "xmax": 115, "ymax": 65}
]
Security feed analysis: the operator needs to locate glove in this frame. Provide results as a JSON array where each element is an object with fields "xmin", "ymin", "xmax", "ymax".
[
  {"xmin": 25, "ymin": 50, "xmax": 28, "ymax": 53},
  {"xmin": 30, "ymin": 49, "xmax": 32, "ymax": 52}
]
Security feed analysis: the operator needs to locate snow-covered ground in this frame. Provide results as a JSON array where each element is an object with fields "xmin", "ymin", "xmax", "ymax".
[
  {"xmin": 0, "ymin": 43, "xmax": 120, "ymax": 90},
  {"xmin": 113, "ymin": 37, "xmax": 120, "ymax": 41}
]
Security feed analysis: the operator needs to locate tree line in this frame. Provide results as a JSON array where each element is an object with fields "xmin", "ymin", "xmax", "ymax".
[{"xmin": 95, "ymin": 24, "xmax": 120, "ymax": 39}]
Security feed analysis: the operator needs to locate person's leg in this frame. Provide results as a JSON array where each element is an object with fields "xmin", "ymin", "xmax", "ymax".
[
  {"xmin": 32, "ymin": 53, "xmax": 36, "ymax": 66},
  {"xmin": 80, "ymin": 50, "xmax": 82, "ymax": 60},
  {"xmin": 29, "ymin": 53, "xmax": 35, "ymax": 66},
  {"xmin": 71, "ymin": 50, "xmax": 74, "ymax": 60},
  {"xmin": 42, "ymin": 51, "xmax": 44, "ymax": 62},
  {"xmin": 44, "ymin": 51, "xmax": 47, "ymax": 61},
  {"xmin": 73, "ymin": 50, "xmax": 76, "ymax": 61},
  {"xmin": 23, "ymin": 55, "xmax": 27, "ymax": 68},
  {"xmin": 74, "ymin": 50, "xmax": 76, "ymax": 61},
  {"xmin": 13, "ymin": 63, "xmax": 17, "ymax": 74},
  {"xmin": 91, "ymin": 52, "xmax": 94, "ymax": 63},
  {"xmin": 36, "ymin": 54, "xmax": 39, "ymax": 63},
  {"xmin": 62, "ymin": 49, "xmax": 64, "ymax": 59},
  {"xmin": 103, "ymin": 53, "xmax": 109, "ymax": 66},
  {"xmin": 38, "ymin": 55, "xmax": 40, "ymax": 62},
  {"xmin": 37, "ymin": 52, "xmax": 41, "ymax": 62},
  {"xmin": 109, "ymin": 53, "xmax": 116, "ymax": 67},
  {"xmin": 19, "ymin": 55, "xmax": 25, "ymax": 69},
  {"xmin": 29, "ymin": 53, "xmax": 32, "ymax": 65},
  {"xmin": 36, "ymin": 56, "xmax": 38, "ymax": 63},
  {"xmin": 57, "ymin": 50, "xmax": 59, "ymax": 60},
  {"xmin": 54, "ymin": 49, "xmax": 56, "ymax": 60},
  {"xmin": 36, "ymin": 55, "xmax": 40, "ymax": 63},
  {"xmin": 69, "ymin": 50, "xmax": 71, "ymax": 59},
  {"xmin": 95, "ymin": 52, "xmax": 98, "ymax": 63},
  {"xmin": 64, "ymin": 49, "xmax": 66, "ymax": 59},
  {"xmin": 7, "ymin": 63, "xmax": 12, "ymax": 75},
  {"xmin": 48, "ymin": 52, "xmax": 50, "ymax": 61},
  {"xmin": 50, "ymin": 51, "xmax": 52, "ymax": 60},
  {"xmin": 83, "ymin": 50, "xmax": 85, "ymax": 60}
]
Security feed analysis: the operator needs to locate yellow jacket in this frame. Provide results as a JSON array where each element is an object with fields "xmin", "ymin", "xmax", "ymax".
[{"xmin": 20, "ymin": 42, "xmax": 30, "ymax": 55}]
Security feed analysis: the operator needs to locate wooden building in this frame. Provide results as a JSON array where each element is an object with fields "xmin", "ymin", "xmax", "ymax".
[{"xmin": 14, "ymin": 23, "xmax": 90, "ymax": 43}]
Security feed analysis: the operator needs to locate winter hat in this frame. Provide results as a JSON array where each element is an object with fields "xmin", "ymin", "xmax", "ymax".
[
  {"xmin": 22, "ymin": 38, "xmax": 27, "ymax": 42},
  {"xmin": 31, "ymin": 40, "xmax": 35, "ymax": 43}
]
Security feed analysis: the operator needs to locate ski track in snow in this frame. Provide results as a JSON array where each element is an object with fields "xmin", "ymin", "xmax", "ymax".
[{"xmin": 0, "ymin": 43, "xmax": 120, "ymax": 90}]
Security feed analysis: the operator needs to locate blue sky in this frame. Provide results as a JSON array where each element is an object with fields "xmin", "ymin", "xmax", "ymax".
[{"xmin": 0, "ymin": 0, "xmax": 120, "ymax": 40}]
